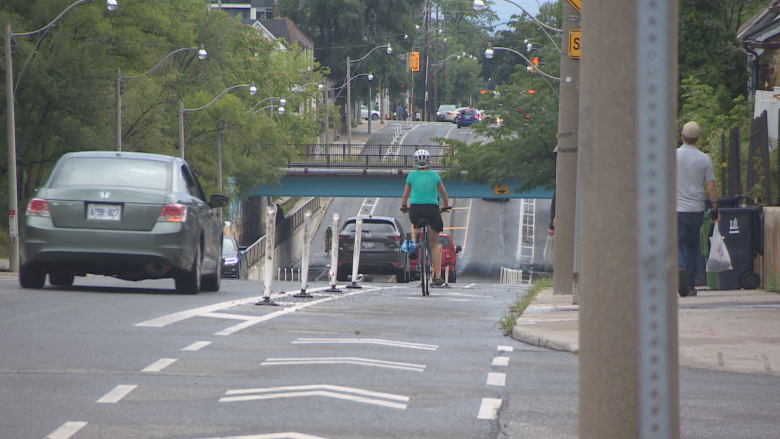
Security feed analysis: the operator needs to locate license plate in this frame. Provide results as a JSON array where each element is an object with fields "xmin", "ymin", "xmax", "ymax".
[
  {"xmin": 362, "ymin": 242, "xmax": 375, "ymax": 249},
  {"xmin": 87, "ymin": 203, "xmax": 122, "ymax": 221}
]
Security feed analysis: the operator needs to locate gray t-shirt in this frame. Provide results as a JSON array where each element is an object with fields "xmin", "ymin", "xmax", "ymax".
[{"xmin": 676, "ymin": 144, "xmax": 715, "ymax": 212}]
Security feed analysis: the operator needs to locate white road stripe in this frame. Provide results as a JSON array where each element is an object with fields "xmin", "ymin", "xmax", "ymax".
[
  {"xmin": 478, "ymin": 398, "xmax": 502, "ymax": 419},
  {"xmin": 492, "ymin": 356, "xmax": 510, "ymax": 366},
  {"xmin": 261, "ymin": 357, "xmax": 425, "ymax": 372},
  {"xmin": 487, "ymin": 372, "xmax": 506, "ymax": 386},
  {"xmin": 96, "ymin": 384, "xmax": 137, "ymax": 403},
  {"xmin": 221, "ymin": 384, "xmax": 408, "ymax": 409},
  {"xmin": 142, "ymin": 358, "xmax": 177, "ymax": 373},
  {"xmin": 498, "ymin": 345, "xmax": 514, "ymax": 352},
  {"xmin": 44, "ymin": 422, "xmax": 87, "ymax": 439},
  {"xmin": 196, "ymin": 434, "xmax": 331, "ymax": 439},
  {"xmin": 182, "ymin": 341, "xmax": 212, "ymax": 351},
  {"xmin": 292, "ymin": 338, "xmax": 438, "ymax": 351},
  {"xmin": 221, "ymin": 390, "xmax": 407, "ymax": 409}
]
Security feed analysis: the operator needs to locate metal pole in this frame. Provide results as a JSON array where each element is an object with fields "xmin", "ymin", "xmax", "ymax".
[
  {"xmin": 179, "ymin": 102, "xmax": 185, "ymax": 159},
  {"xmin": 217, "ymin": 124, "xmax": 223, "ymax": 223},
  {"xmin": 116, "ymin": 68, "xmax": 122, "ymax": 151},
  {"xmin": 5, "ymin": 24, "xmax": 20, "ymax": 272},
  {"xmin": 347, "ymin": 215, "xmax": 363, "ymax": 288},
  {"xmin": 368, "ymin": 82, "xmax": 372, "ymax": 134},
  {"xmin": 347, "ymin": 56, "xmax": 352, "ymax": 147},
  {"xmin": 325, "ymin": 213, "xmax": 341, "ymax": 292},
  {"xmin": 324, "ymin": 89, "xmax": 330, "ymax": 145}
]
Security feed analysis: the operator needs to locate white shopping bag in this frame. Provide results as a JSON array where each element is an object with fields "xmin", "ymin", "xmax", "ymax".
[
  {"xmin": 706, "ymin": 224, "xmax": 732, "ymax": 273},
  {"xmin": 543, "ymin": 234, "xmax": 554, "ymax": 265}
]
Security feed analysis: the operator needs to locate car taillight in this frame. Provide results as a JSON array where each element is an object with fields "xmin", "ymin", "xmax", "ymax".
[
  {"xmin": 390, "ymin": 236, "xmax": 401, "ymax": 241},
  {"xmin": 26, "ymin": 198, "xmax": 50, "ymax": 217},
  {"xmin": 158, "ymin": 204, "xmax": 188, "ymax": 222}
]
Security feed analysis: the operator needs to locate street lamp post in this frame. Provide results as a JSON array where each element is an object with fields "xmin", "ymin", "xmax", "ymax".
[
  {"xmin": 484, "ymin": 45, "xmax": 560, "ymax": 98},
  {"xmin": 346, "ymin": 44, "xmax": 391, "ymax": 146},
  {"xmin": 367, "ymin": 73, "xmax": 374, "ymax": 134},
  {"xmin": 5, "ymin": 0, "xmax": 118, "ymax": 273},
  {"xmin": 179, "ymin": 82, "xmax": 257, "ymax": 159},
  {"xmin": 116, "ymin": 44, "xmax": 207, "ymax": 151}
]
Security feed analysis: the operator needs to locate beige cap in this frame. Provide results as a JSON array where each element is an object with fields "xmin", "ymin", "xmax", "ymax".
[{"xmin": 682, "ymin": 121, "xmax": 701, "ymax": 138}]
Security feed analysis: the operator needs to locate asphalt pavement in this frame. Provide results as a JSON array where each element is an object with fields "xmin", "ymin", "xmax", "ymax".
[{"xmin": 512, "ymin": 286, "xmax": 780, "ymax": 375}]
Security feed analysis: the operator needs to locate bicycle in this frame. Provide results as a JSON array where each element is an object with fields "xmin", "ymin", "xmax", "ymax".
[
  {"xmin": 402, "ymin": 206, "xmax": 451, "ymax": 296},
  {"xmin": 324, "ymin": 237, "xmax": 332, "ymax": 256}
]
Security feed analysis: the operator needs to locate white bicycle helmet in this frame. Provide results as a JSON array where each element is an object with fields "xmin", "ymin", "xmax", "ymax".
[{"xmin": 413, "ymin": 149, "xmax": 431, "ymax": 169}]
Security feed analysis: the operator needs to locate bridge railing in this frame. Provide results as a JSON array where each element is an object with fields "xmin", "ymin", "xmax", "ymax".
[{"xmin": 276, "ymin": 144, "xmax": 453, "ymax": 170}]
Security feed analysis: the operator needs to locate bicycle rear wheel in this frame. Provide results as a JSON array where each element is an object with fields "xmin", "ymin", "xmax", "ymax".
[{"xmin": 419, "ymin": 234, "xmax": 430, "ymax": 296}]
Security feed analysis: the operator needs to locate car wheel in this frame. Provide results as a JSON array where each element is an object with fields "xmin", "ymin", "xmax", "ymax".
[
  {"xmin": 202, "ymin": 259, "xmax": 221, "ymax": 292},
  {"xmin": 336, "ymin": 267, "xmax": 349, "ymax": 282},
  {"xmin": 447, "ymin": 269, "xmax": 456, "ymax": 283},
  {"xmin": 396, "ymin": 266, "xmax": 410, "ymax": 283},
  {"xmin": 49, "ymin": 272, "xmax": 74, "ymax": 287},
  {"xmin": 457, "ymin": 124, "xmax": 461, "ymax": 129},
  {"xmin": 20, "ymin": 264, "xmax": 46, "ymax": 289},
  {"xmin": 371, "ymin": 114, "xmax": 379, "ymax": 121},
  {"xmin": 176, "ymin": 245, "xmax": 201, "ymax": 294}
]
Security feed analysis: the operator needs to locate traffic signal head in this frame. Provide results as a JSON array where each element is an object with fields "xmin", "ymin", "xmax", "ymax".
[
  {"xmin": 532, "ymin": 57, "xmax": 539, "ymax": 66},
  {"xmin": 528, "ymin": 89, "xmax": 536, "ymax": 94}
]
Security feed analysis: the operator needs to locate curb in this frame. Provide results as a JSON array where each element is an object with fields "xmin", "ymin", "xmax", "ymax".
[{"xmin": 511, "ymin": 326, "xmax": 578, "ymax": 353}]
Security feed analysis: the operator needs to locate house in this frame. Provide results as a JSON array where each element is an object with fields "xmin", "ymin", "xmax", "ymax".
[
  {"xmin": 737, "ymin": 0, "xmax": 780, "ymax": 96},
  {"xmin": 207, "ymin": 0, "xmax": 276, "ymax": 20}
]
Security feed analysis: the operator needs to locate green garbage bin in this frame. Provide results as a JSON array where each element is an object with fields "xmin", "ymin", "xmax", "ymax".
[{"xmin": 699, "ymin": 217, "xmax": 719, "ymax": 289}]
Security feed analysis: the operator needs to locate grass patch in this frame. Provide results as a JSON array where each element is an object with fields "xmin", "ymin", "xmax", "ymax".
[
  {"xmin": 0, "ymin": 228, "xmax": 9, "ymax": 259},
  {"xmin": 498, "ymin": 275, "xmax": 553, "ymax": 336},
  {"xmin": 764, "ymin": 280, "xmax": 780, "ymax": 294}
]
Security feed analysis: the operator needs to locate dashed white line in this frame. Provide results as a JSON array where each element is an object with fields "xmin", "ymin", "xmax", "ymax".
[
  {"xmin": 44, "ymin": 421, "xmax": 87, "ymax": 439},
  {"xmin": 492, "ymin": 356, "xmax": 510, "ymax": 366},
  {"xmin": 96, "ymin": 384, "xmax": 138, "ymax": 403},
  {"xmin": 486, "ymin": 372, "xmax": 506, "ymax": 386},
  {"xmin": 182, "ymin": 341, "xmax": 212, "ymax": 351},
  {"xmin": 142, "ymin": 358, "xmax": 177, "ymax": 373},
  {"xmin": 477, "ymin": 398, "xmax": 502, "ymax": 419},
  {"xmin": 498, "ymin": 345, "xmax": 514, "ymax": 352}
]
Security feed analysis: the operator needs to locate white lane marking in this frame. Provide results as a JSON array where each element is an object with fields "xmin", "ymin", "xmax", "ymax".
[
  {"xmin": 221, "ymin": 384, "xmax": 408, "ymax": 409},
  {"xmin": 477, "ymin": 398, "xmax": 503, "ymax": 419},
  {"xmin": 498, "ymin": 345, "xmax": 514, "ymax": 352},
  {"xmin": 96, "ymin": 384, "xmax": 138, "ymax": 403},
  {"xmin": 196, "ymin": 434, "xmax": 332, "ymax": 439},
  {"xmin": 292, "ymin": 338, "xmax": 438, "ymax": 351},
  {"xmin": 44, "ymin": 422, "xmax": 88, "ymax": 439},
  {"xmin": 405, "ymin": 297, "xmax": 472, "ymax": 302},
  {"xmin": 487, "ymin": 372, "xmax": 506, "ymax": 386},
  {"xmin": 492, "ymin": 356, "xmax": 510, "ymax": 366},
  {"xmin": 142, "ymin": 358, "xmax": 177, "ymax": 373},
  {"xmin": 182, "ymin": 341, "xmax": 212, "ymax": 351},
  {"xmin": 261, "ymin": 357, "xmax": 425, "ymax": 372}
]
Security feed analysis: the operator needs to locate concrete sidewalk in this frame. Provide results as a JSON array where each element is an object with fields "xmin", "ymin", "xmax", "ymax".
[{"xmin": 512, "ymin": 287, "xmax": 780, "ymax": 375}]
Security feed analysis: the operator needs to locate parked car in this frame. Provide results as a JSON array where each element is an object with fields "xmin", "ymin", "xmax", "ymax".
[
  {"xmin": 456, "ymin": 108, "xmax": 479, "ymax": 128},
  {"xmin": 337, "ymin": 216, "xmax": 410, "ymax": 283},
  {"xmin": 360, "ymin": 104, "xmax": 380, "ymax": 120},
  {"xmin": 447, "ymin": 107, "xmax": 469, "ymax": 123},
  {"xmin": 436, "ymin": 104, "xmax": 457, "ymax": 122},
  {"xmin": 221, "ymin": 236, "xmax": 248, "ymax": 280},
  {"xmin": 20, "ymin": 151, "xmax": 228, "ymax": 294},
  {"xmin": 410, "ymin": 233, "xmax": 461, "ymax": 282}
]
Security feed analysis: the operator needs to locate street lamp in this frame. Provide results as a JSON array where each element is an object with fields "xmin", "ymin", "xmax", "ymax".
[
  {"xmin": 485, "ymin": 44, "xmax": 559, "ymax": 98},
  {"xmin": 473, "ymin": 0, "xmax": 562, "ymax": 52},
  {"xmin": 252, "ymin": 96, "xmax": 286, "ymax": 114},
  {"xmin": 116, "ymin": 44, "xmax": 207, "ymax": 151},
  {"xmin": 5, "ymin": 0, "xmax": 118, "ymax": 272},
  {"xmin": 179, "ymin": 82, "xmax": 257, "ymax": 159},
  {"xmin": 346, "ymin": 44, "xmax": 392, "ymax": 146}
]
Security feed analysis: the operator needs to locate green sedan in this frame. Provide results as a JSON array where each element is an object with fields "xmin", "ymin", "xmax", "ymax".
[{"xmin": 20, "ymin": 151, "xmax": 228, "ymax": 294}]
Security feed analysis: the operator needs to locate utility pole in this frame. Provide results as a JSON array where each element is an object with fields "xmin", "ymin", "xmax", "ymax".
[
  {"xmin": 553, "ymin": 3, "xmax": 580, "ymax": 297},
  {"xmin": 433, "ymin": 6, "xmax": 439, "ymax": 114},
  {"xmin": 423, "ymin": 2, "xmax": 431, "ymax": 121},
  {"xmin": 577, "ymin": 1, "xmax": 680, "ymax": 438},
  {"xmin": 347, "ymin": 56, "xmax": 352, "ymax": 147}
]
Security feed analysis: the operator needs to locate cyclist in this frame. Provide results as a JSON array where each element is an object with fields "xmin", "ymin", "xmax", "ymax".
[
  {"xmin": 401, "ymin": 149, "xmax": 451, "ymax": 286},
  {"xmin": 323, "ymin": 226, "xmax": 333, "ymax": 255}
]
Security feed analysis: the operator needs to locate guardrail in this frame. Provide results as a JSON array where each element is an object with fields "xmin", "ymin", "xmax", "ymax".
[{"xmin": 500, "ymin": 267, "xmax": 533, "ymax": 285}]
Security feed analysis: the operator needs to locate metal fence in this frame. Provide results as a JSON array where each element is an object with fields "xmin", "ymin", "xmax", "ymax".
[{"xmin": 259, "ymin": 144, "xmax": 454, "ymax": 170}]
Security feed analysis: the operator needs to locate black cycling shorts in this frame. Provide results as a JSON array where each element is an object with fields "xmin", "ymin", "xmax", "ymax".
[{"xmin": 409, "ymin": 204, "xmax": 443, "ymax": 232}]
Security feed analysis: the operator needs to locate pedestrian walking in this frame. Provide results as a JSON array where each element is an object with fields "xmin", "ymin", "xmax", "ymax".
[{"xmin": 676, "ymin": 121, "xmax": 720, "ymax": 297}]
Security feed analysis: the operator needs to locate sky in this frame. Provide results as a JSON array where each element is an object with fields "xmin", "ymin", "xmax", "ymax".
[{"xmin": 490, "ymin": 0, "xmax": 541, "ymax": 31}]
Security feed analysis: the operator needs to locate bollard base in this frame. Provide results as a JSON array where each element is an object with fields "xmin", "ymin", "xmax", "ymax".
[
  {"xmin": 324, "ymin": 285, "xmax": 342, "ymax": 293},
  {"xmin": 293, "ymin": 290, "xmax": 314, "ymax": 299},
  {"xmin": 346, "ymin": 282, "xmax": 362, "ymax": 289},
  {"xmin": 255, "ymin": 296, "xmax": 279, "ymax": 306}
]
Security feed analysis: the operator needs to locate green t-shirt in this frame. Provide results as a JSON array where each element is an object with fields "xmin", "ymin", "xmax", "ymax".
[{"xmin": 406, "ymin": 170, "xmax": 442, "ymax": 205}]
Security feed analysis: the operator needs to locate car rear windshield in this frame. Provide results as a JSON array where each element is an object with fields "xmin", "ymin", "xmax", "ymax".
[
  {"xmin": 462, "ymin": 110, "xmax": 476, "ymax": 116},
  {"xmin": 51, "ymin": 157, "xmax": 171, "ymax": 191},
  {"xmin": 439, "ymin": 236, "xmax": 452, "ymax": 248},
  {"xmin": 342, "ymin": 220, "xmax": 397, "ymax": 234}
]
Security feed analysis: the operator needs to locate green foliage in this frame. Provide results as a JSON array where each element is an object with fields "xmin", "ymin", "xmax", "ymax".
[{"xmin": 498, "ymin": 275, "xmax": 552, "ymax": 336}]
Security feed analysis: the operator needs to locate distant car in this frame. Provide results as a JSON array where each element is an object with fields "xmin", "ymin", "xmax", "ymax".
[
  {"xmin": 337, "ymin": 216, "xmax": 410, "ymax": 283},
  {"xmin": 221, "ymin": 237, "xmax": 248, "ymax": 280},
  {"xmin": 360, "ymin": 105, "xmax": 380, "ymax": 120},
  {"xmin": 456, "ymin": 108, "xmax": 479, "ymax": 128},
  {"xmin": 410, "ymin": 233, "xmax": 461, "ymax": 282},
  {"xmin": 20, "ymin": 151, "xmax": 228, "ymax": 294},
  {"xmin": 436, "ymin": 105, "xmax": 457, "ymax": 122},
  {"xmin": 447, "ymin": 107, "xmax": 468, "ymax": 123}
]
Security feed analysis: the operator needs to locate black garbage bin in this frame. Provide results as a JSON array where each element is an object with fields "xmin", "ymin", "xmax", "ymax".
[
  {"xmin": 695, "ymin": 197, "xmax": 744, "ymax": 286},
  {"xmin": 714, "ymin": 206, "xmax": 763, "ymax": 290}
]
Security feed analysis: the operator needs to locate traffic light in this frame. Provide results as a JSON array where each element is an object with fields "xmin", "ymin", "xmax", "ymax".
[
  {"xmin": 409, "ymin": 52, "xmax": 420, "ymax": 72},
  {"xmin": 529, "ymin": 56, "xmax": 539, "ymax": 73},
  {"xmin": 528, "ymin": 89, "xmax": 536, "ymax": 94}
]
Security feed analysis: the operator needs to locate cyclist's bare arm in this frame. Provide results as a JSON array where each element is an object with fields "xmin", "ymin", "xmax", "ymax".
[
  {"xmin": 438, "ymin": 182, "xmax": 450, "ymax": 212},
  {"xmin": 400, "ymin": 183, "xmax": 412, "ymax": 212}
]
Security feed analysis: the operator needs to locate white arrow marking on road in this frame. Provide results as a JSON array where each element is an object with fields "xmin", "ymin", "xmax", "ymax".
[
  {"xmin": 477, "ymin": 398, "xmax": 502, "ymax": 419},
  {"xmin": 196, "ymin": 433, "xmax": 332, "ymax": 439},
  {"xmin": 261, "ymin": 357, "xmax": 425, "ymax": 372},
  {"xmin": 220, "ymin": 384, "xmax": 408, "ymax": 409},
  {"xmin": 96, "ymin": 384, "xmax": 137, "ymax": 403},
  {"xmin": 45, "ymin": 422, "xmax": 87, "ymax": 439},
  {"xmin": 292, "ymin": 338, "xmax": 438, "ymax": 351}
]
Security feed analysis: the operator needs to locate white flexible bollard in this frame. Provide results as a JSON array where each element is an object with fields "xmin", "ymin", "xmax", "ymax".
[
  {"xmin": 347, "ymin": 215, "xmax": 363, "ymax": 289},
  {"xmin": 294, "ymin": 211, "xmax": 313, "ymax": 298},
  {"xmin": 257, "ymin": 204, "xmax": 278, "ymax": 306},
  {"xmin": 325, "ymin": 213, "xmax": 341, "ymax": 292}
]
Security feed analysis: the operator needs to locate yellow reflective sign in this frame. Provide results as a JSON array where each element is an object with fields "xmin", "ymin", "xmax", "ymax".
[
  {"xmin": 410, "ymin": 52, "xmax": 420, "ymax": 72},
  {"xmin": 567, "ymin": 0, "xmax": 581, "ymax": 13},
  {"xmin": 568, "ymin": 29, "xmax": 580, "ymax": 59},
  {"xmin": 493, "ymin": 185, "xmax": 509, "ymax": 196}
]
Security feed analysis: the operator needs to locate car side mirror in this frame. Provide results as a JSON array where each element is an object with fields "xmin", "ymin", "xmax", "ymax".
[
  {"xmin": 209, "ymin": 194, "xmax": 229, "ymax": 208},
  {"xmin": 456, "ymin": 245, "xmax": 462, "ymax": 253}
]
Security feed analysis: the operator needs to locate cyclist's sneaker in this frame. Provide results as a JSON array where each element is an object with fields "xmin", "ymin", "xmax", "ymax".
[
  {"xmin": 401, "ymin": 240, "xmax": 417, "ymax": 253},
  {"xmin": 433, "ymin": 277, "xmax": 444, "ymax": 287}
]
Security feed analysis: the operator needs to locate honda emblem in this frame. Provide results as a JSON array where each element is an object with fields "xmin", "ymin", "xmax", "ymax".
[{"xmin": 99, "ymin": 192, "xmax": 111, "ymax": 199}]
